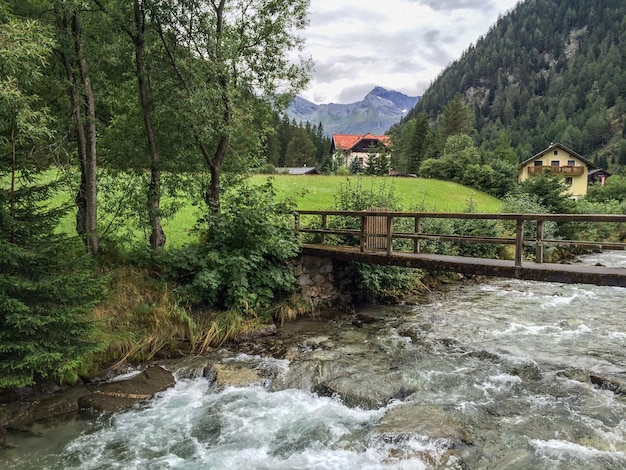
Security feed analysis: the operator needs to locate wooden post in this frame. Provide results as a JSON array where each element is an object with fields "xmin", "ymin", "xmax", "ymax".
[
  {"xmin": 535, "ymin": 219, "xmax": 544, "ymax": 263},
  {"xmin": 515, "ymin": 216, "xmax": 524, "ymax": 268},
  {"xmin": 413, "ymin": 216, "xmax": 421, "ymax": 253},
  {"xmin": 364, "ymin": 207, "xmax": 388, "ymax": 251},
  {"xmin": 386, "ymin": 213, "xmax": 393, "ymax": 255},
  {"xmin": 321, "ymin": 214, "xmax": 327, "ymax": 244},
  {"xmin": 360, "ymin": 215, "xmax": 366, "ymax": 252},
  {"xmin": 294, "ymin": 212, "xmax": 300, "ymax": 240}
]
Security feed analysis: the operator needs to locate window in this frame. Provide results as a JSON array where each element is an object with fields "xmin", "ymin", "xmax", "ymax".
[
  {"xmin": 565, "ymin": 177, "xmax": 573, "ymax": 186},
  {"xmin": 551, "ymin": 160, "xmax": 560, "ymax": 166},
  {"xmin": 534, "ymin": 161, "xmax": 543, "ymax": 166},
  {"xmin": 567, "ymin": 160, "xmax": 575, "ymax": 166},
  {"xmin": 554, "ymin": 150, "xmax": 558, "ymax": 155}
]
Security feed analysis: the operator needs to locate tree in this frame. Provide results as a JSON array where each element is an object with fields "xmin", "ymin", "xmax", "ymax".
[
  {"xmin": 52, "ymin": 0, "xmax": 99, "ymax": 254},
  {"xmin": 0, "ymin": 11, "xmax": 103, "ymax": 389},
  {"xmin": 94, "ymin": 0, "xmax": 168, "ymax": 249},
  {"xmin": 518, "ymin": 172, "xmax": 575, "ymax": 214},
  {"xmin": 365, "ymin": 143, "xmax": 390, "ymax": 176},
  {"xmin": 491, "ymin": 130, "xmax": 518, "ymax": 164},
  {"xmin": 405, "ymin": 112, "xmax": 429, "ymax": 175},
  {"xmin": 285, "ymin": 128, "xmax": 316, "ymax": 166},
  {"xmin": 438, "ymin": 93, "xmax": 475, "ymax": 150},
  {"xmin": 153, "ymin": 0, "xmax": 312, "ymax": 215}
]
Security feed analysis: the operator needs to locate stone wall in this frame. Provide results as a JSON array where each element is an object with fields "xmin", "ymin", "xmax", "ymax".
[{"xmin": 292, "ymin": 255, "xmax": 351, "ymax": 308}]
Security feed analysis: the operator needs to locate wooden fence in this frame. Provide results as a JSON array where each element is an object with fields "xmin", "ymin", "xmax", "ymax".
[{"xmin": 294, "ymin": 210, "xmax": 626, "ymax": 268}]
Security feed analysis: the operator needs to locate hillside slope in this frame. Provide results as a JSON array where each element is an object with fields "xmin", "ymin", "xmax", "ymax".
[{"xmin": 404, "ymin": 0, "xmax": 626, "ymax": 169}]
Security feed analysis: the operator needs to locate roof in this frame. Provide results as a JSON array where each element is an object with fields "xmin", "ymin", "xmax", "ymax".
[
  {"xmin": 588, "ymin": 168, "xmax": 611, "ymax": 176},
  {"xmin": 519, "ymin": 143, "xmax": 598, "ymax": 169},
  {"xmin": 332, "ymin": 133, "xmax": 391, "ymax": 151},
  {"xmin": 275, "ymin": 167, "xmax": 320, "ymax": 175}
]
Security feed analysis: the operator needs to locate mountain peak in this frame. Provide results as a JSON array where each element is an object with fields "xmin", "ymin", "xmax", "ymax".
[{"xmin": 287, "ymin": 87, "xmax": 420, "ymax": 135}]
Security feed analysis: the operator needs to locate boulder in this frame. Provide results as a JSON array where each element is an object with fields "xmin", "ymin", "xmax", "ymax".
[
  {"xmin": 78, "ymin": 365, "xmax": 175, "ymax": 414},
  {"xmin": 212, "ymin": 363, "xmax": 262, "ymax": 387},
  {"xmin": 374, "ymin": 403, "xmax": 472, "ymax": 445}
]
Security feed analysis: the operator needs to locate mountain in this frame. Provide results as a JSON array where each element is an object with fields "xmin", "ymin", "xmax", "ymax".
[
  {"xmin": 287, "ymin": 87, "xmax": 420, "ymax": 136},
  {"xmin": 401, "ymin": 0, "xmax": 626, "ymax": 169}
]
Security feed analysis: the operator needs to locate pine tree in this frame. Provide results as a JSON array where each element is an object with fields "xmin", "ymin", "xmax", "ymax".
[
  {"xmin": 0, "ymin": 11, "xmax": 103, "ymax": 389},
  {"xmin": 406, "ymin": 112, "xmax": 430, "ymax": 175}
]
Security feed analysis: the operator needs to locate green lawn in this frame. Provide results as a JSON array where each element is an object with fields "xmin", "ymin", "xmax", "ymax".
[
  {"xmin": 6, "ymin": 171, "xmax": 502, "ymax": 247},
  {"xmin": 263, "ymin": 174, "xmax": 502, "ymax": 212}
]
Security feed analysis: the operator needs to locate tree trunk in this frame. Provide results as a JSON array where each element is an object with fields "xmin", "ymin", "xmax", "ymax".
[
  {"xmin": 54, "ymin": 8, "xmax": 90, "ymax": 248},
  {"xmin": 72, "ymin": 11, "xmax": 99, "ymax": 255},
  {"xmin": 9, "ymin": 128, "xmax": 16, "ymax": 244},
  {"xmin": 134, "ymin": 0, "xmax": 165, "ymax": 249}
]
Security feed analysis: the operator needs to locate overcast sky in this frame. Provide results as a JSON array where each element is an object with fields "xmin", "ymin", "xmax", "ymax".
[{"xmin": 300, "ymin": 0, "xmax": 521, "ymax": 104}]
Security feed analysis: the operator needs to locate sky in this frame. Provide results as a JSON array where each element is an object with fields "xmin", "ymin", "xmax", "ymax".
[{"xmin": 299, "ymin": 0, "xmax": 521, "ymax": 104}]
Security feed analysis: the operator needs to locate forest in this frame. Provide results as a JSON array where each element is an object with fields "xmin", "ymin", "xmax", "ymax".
[
  {"xmin": 0, "ymin": 0, "xmax": 314, "ymax": 390},
  {"xmin": 397, "ymin": 0, "xmax": 626, "ymax": 172}
]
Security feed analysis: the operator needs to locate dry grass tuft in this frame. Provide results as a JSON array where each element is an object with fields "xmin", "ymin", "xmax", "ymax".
[
  {"xmin": 93, "ymin": 267, "xmax": 195, "ymax": 367},
  {"xmin": 268, "ymin": 294, "xmax": 316, "ymax": 326},
  {"xmin": 91, "ymin": 268, "xmax": 314, "ymax": 369}
]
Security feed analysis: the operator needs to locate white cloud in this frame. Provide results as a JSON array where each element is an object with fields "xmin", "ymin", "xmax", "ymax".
[{"xmin": 299, "ymin": 0, "xmax": 520, "ymax": 103}]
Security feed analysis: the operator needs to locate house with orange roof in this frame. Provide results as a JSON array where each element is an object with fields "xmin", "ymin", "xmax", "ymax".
[{"xmin": 330, "ymin": 133, "xmax": 392, "ymax": 169}]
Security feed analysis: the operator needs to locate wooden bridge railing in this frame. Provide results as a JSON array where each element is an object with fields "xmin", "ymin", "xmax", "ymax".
[{"xmin": 294, "ymin": 210, "xmax": 626, "ymax": 268}]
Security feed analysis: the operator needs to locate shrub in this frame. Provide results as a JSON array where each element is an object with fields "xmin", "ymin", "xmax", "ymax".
[
  {"xmin": 164, "ymin": 178, "xmax": 299, "ymax": 315},
  {"xmin": 500, "ymin": 192, "xmax": 558, "ymax": 260},
  {"xmin": 327, "ymin": 177, "xmax": 423, "ymax": 302}
]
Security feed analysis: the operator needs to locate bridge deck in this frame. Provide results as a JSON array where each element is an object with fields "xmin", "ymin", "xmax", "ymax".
[{"xmin": 301, "ymin": 244, "xmax": 626, "ymax": 288}]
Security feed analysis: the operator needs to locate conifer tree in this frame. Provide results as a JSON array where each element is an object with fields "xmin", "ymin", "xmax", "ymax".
[{"xmin": 0, "ymin": 10, "xmax": 103, "ymax": 389}]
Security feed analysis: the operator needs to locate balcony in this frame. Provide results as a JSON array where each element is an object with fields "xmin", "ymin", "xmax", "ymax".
[{"xmin": 527, "ymin": 165, "xmax": 585, "ymax": 176}]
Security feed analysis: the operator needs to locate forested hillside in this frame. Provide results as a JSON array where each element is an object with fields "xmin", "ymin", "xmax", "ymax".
[{"xmin": 403, "ymin": 0, "xmax": 626, "ymax": 170}]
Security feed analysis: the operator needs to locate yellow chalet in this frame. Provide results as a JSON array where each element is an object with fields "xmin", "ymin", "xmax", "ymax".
[{"xmin": 518, "ymin": 143, "xmax": 597, "ymax": 199}]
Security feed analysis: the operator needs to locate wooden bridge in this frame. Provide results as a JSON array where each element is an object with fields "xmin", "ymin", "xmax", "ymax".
[{"xmin": 295, "ymin": 210, "xmax": 626, "ymax": 287}]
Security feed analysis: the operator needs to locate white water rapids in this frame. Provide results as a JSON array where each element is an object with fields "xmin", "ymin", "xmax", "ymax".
[{"xmin": 2, "ymin": 252, "xmax": 626, "ymax": 469}]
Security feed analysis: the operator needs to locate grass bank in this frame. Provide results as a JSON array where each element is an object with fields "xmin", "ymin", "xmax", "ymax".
[{"xmin": 259, "ymin": 174, "xmax": 501, "ymax": 212}]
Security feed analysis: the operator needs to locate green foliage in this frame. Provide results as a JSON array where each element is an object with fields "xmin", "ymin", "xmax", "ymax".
[
  {"xmin": 574, "ymin": 198, "xmax": 624, "ymax": 241},
  {"xmin": 0, "ymin": 10, "xmax": 104, "ymax": 390},
  {"xmin": 332, "ymin": 177, "xmax": 400, "ymax": 212},
  {"xmin": 348, "ymin": 158, "xmax": 365, "ymax": 174},
  {"xmin": 326, "ymin": 177, "xmax": 422, "ymax": 302},
  {"xmin": 517, "ymin": 173, "xmax": 577, "ymax": 239},
  {"xmin": 341, "ymin": 262, "xmax": 418, "ymax": 304},
  {"xmin": 403, "ymin": 111, "xmax": 430, "ymax": 175},
  {"xmin": 419, "ymin": 134, "xmax": 480, "ymax": 184},
  {"xmin": 586, "ymin": 175, "xmax": 626, "ymax": 204},
  {"xmin": 413, "ymin": 199, "xmax": 503, "ymax": 259},
  {"xmin": 0, "ymin": 179, "xmax": 104, "ymax": 390},
  {"xmin": 164, "ymin": 178, "xmax": 300, "ymax": 314},
  {"xmin": 285, "ymin": 127, "xmax": 317, "ymax": 166},
  {"xmin": 365, "ymin": 143, "xmax": 391, "ymax": 176},
  {"xmin": 438, "ymin": 93, "xmax": 475, "ymax": 150},
  {"xmin": 500, "ymin": 192, "xmax": 558, "ymax": 260},
  {"xmin": 405, "ymin": 0, "xmax": 626, "ymax": 168}
]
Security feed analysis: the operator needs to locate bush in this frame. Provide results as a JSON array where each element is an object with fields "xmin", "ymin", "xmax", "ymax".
[
  {"xmin": 500, "ymin": 192, "xmax": 558, "ymax": 260},
  {"xmin": 164, "ymin": 178, "xmax": 299, "ymax": 315},
  {"xmin": 327, "ymin": 177, "xmax": 423, "ymax": 302}
]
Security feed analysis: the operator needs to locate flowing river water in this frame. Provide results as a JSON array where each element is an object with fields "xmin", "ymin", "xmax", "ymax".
[{"xmin": 2, "ymin": 252, "xmax": 626, "ymax": 469}]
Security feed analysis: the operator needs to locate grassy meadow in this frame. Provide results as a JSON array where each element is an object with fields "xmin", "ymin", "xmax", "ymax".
[
  {"xmin": 162, "ymin": 175, "xmax": 501, "ymax": 246},
  {"xmin": 266, "ymin": 175, "xmax": 501, "ymax": 212},
  {"xmin": 11, "ymin": 171, "xmax": 502, "ymax": 247}
]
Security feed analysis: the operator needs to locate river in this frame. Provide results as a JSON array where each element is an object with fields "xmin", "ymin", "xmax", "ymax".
[{"xmin": 2, "ymin": 252, "xmax": 626, "ymax": 469}]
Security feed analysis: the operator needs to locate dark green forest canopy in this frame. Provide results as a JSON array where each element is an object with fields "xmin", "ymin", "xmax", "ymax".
[{"xmin": 402, "ymin": 0, "xmax": 626, "ymax": 168}]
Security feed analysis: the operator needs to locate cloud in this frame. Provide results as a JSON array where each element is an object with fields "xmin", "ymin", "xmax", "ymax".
[{"xmin": 300, "ymin": 0, "xmax": 520, "ymax": 103}]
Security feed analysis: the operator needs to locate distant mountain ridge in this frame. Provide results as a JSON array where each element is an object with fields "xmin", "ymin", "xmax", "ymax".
[{"xmin": 287, "ymin": 87, "xmax": 420, "ymax": 136}]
